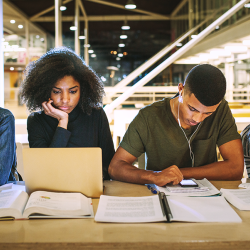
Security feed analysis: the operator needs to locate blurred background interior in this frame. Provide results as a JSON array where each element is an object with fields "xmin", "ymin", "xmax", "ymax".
[{"xmin": 1, "ymin": 0, "xmax": 250, "ymax": 149}]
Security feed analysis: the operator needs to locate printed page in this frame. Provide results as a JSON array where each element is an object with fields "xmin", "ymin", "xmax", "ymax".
[
  {"xmin": 29, "ymin": 196, "xmax": 94, "ymax": 219},
  {"xmin": 0, "ymin": 190, "xmax": 28, "ymax": 219},
  {"xmin": 23, "ymin": 191, "xmax": 92, "ymax": 218},
  {"xmin": 0, "ymin": 183, "xmax": 13, "ymax": 191},
  {"xmin": 168, "ymin": 196, "xmax": 242, "ymax": 223},
  {"xmin": 0, "ymin": 190, "xmax": 21, "ymax": 208},
  {"xmin": 158, "ymin": 178, "xmax": 220, "ymax": 197},
  {"xmin": 220, "ymin": 188, "xmax": 250, "ymax": 210},
  {"xmin": 25, "ymin": 191, "xmax": 81, "ymax": 210},
  {"xmin": 95, "ymin": 195, "xmax": 166, "ymax": 223},
  {"xmin": 0, "ymin": 183, "xmax": 26, "ymax": 192}
]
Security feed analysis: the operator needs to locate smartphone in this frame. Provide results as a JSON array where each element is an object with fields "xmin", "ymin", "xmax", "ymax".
[{"xmin": 179, "ymin": 179, "xmax": 198, "ymax": 187}]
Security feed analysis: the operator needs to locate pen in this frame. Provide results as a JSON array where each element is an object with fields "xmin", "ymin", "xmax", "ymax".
[{"xmin": 146, "ymin": 184, "xmax": 159, "ymax": 194}]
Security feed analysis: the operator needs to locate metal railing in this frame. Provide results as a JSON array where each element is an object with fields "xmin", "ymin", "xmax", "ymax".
[{"xmin": 104, "ymin": 0, "xmax": 250, "ymax": 118}]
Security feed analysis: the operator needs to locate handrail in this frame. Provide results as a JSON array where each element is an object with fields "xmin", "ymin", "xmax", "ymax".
[
  {"xmin": 110, "ymin": 7, "xmax": 223, "ymax": 95},
  {"xmin": 104, "ymin": 0, "xmax": 250, "ymax": 117}
]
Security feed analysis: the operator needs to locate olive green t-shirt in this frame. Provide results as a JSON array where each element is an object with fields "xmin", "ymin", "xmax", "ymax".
[{"xmin": 120, "ymin": 98, "xmax": 241, "ymax": 171}]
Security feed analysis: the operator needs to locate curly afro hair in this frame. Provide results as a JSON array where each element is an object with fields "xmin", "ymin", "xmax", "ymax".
[{"xmin": 20, "ymin": 47, "xmax": 104, "ymax": 115}]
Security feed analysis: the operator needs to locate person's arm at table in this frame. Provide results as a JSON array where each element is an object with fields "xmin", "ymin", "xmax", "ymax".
[
  {"xmin": 180, "ymin": 139, "xmax": 244, "ymax": 180},
  {"xmin": 108, "ymin": 146, "xmax": 183, "ymax": 186},
  {"xmin": 0, "ymin": 112, "xmax": 16, "ymax": 185}
]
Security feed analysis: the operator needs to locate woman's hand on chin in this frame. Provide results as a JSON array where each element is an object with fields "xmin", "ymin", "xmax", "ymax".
[{"xmin": 42, "ymin": 100, "xmax": 69, "ymax": 129}]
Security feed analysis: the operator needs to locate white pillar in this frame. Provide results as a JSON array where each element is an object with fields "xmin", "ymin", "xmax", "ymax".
[
  {"xmin": 0, "ymin": 0, "xmax": 3, "ymax": 108},
  {"xmin": 189, "ymin": 0, "xmax": 193, "ymax": 38},
  {"xmin": 75, "ymin": 0, "xmax": 80, "ymax": 55},
  {"xmin": 44, "ymin": 33, "xmax": 47, "ymax": 52},
  {"xmin": 225, "ymin": 63, "xmax": 234, "ymax": 102},
  {"xmin": 78, "ymin": 0, "xmax": 89, "ymax": 64},
  {"xmin": 84, "ymin": 20, "xmax": 89, "ymax": 65},
  {"xmin": 55, "ymin": 0, "xmax": 62, "ymax": 47},
  {"xmin": 25, "ymin": 20, "xmax": 29, "ymax": 65}
]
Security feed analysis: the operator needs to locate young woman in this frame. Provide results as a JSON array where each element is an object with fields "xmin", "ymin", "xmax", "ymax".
[{"xmin": 21, "ymin": 47, "xmax": 115, "ymax": 179}]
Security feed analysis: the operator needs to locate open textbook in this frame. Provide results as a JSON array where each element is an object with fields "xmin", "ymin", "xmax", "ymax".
[
  {"xmin": 221, "ymin": 188, "xmax": 250, "ymax": 210},
  {"xmin": 0, "ymin": 189, "xmax": 94, "ymax": 220},
  {"xmin": 95, "ymin": 193, "xmax": 241, "ymax": 223}
]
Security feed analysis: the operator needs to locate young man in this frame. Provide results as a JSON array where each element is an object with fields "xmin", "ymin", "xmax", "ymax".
[
  {"xmin": 108, "ymin": 64, "xmax": 244, "ymax": 186},
  {"xmin": 0, "ymin": 108, "xmax": 19, "ymax": 185}
]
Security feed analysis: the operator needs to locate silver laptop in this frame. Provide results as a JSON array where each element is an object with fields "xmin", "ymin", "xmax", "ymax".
[{"xmin": 22, "ymin": 148, "xmax": 103, "ymax": 198}]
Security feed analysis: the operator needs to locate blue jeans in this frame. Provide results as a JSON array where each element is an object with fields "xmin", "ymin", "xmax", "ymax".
[{"xmin": 0, "ymin": 108, "xmax": 18, "ymax": 185}]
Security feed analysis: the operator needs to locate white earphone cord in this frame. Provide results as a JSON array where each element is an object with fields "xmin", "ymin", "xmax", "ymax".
[{"xmin": 177, "ymin": 100, "xmax": 201, "ymax": 168}]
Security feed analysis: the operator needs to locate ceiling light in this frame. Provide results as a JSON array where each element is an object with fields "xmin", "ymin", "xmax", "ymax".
[
  {"xmin": 224, "ymin": 45, "xmax": 248, "ymax": 53},
  {"xmin": 91, "ymin": 54, "xmax": 96, "ymax": 58},
  {"xmin": 243, "ymin": 40, "xmax": 250, "ymax": 45},
  {"xmin": 84, "ymin": 44, "xmax": 90, "ymax": 47},
  {"xmin": 88, "ymin": 49, "xmax": 94, "ymax": 53},
  {"xmin": 60, "ymin": 6, "xmax": 67, "ymax": 11},
  {"xmin": 215, "ymin": 26, "xmax": 219, "ymax": 30},
  {"xmin": 191, "ymin": 35, "xmax": 197, "ymax": 39},
  {"xmin": 10, "ymin": 20, "xmax": 15, "ymax": 24},
  {"xmin": 120, "ymin": 35, "xmax": 127, "ymax": 39},
  {"xmin": 119, "ymin": 43, "xmax": 125, "ymax": 47},
  {"xmin": 123, "ymin": 52, "xmax": 128, "ymax": 56},
  {"xmin": 244, "ymin": 3, "xmax": 250, "ymax": 8},
  {"xmin": 70, "ymin": 26, "xmax": 77, "ymax": 31},
  {"xmin": 125, "ymin": 0, "xmax": 136, "ymax": 9},
  {"xmin": 10, "ymin": 67, "xmax": 14, "ymax": 71},
  {"xmin": 101, "ymin": 76, "xmax": 106, "ymax": 82},
  {"xmin": 18, "ymin": 25, "xmax": 23, "ymax": 29},
  {"xmin": 122, "ymin": 25, "xmax": 130, "ymax": 30},
  {"xmin": 40, "ymin": 38, "xmax": 44, "ymax": 42},
  {"xmin": 176, "ymin": 43, "xmax": 182, "ymax": 47},
  {"xmin": 36, "ymin": 35, "xmax": 40, "ymax": 39},
  {"xmin": 118, "ymin": 53, "xmax": 123, "ymax": 57},
  {"xmin": 116, "ymin": 57, "xmax": 121, "ymax": 61},
  {"xmin": 79, "ymin": 35, "xmax": 85, "ymax": 40}
]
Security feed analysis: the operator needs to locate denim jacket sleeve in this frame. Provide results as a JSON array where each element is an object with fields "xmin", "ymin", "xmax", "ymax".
[{"xmin": 0, "ymin": 109, "xmax": 16, "ymax": 185}]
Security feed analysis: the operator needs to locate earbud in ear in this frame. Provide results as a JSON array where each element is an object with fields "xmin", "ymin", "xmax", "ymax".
[{"xmin": 179, "ymin": 94, "xmax": 183, "ymax": 103}]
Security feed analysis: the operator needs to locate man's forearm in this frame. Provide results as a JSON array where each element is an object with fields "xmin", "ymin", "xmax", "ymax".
[
  {"xmin": 109, "ymin": 160, "xmax": 156, "ymax": 184},
  {"xmin": 109, "ymin": 160, "xmax": 183, "ymax": 186},
  {"xmin": 109, "ymin": 147, "xmax": 183, "ymax": 186},
  {"xmin": 180, "ymin": 160, "xmax": 244, "ymax": 180}
]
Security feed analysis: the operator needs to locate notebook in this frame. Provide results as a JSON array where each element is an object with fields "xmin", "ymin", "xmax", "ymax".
[{"xmin": 22, "ymin": 148, "xmax": 103, "ymax": 198}]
